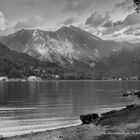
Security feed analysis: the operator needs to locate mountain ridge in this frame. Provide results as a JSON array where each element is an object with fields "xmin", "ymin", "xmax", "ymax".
[
  {"xmin": 0, "ymin": 26, "xmax": 121, "ymax": 65},
  {"xmin": 1, "ymin": 26, "xmax": 140, "ymax": 78}
]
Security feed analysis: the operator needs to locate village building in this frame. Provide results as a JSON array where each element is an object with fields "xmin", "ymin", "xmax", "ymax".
[
  {"xmin": 0, "ymin": 76, "xmax": 8, "ymax": 81},
  {"xmin": 28, "ymin": 76, "xmax": 41, "ymax": 81}
]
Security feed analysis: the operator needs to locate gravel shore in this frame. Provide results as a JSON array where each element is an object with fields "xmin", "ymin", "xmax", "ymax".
[{"xmin": 3, "ymin": 104, "xmax": 140, "ymax": 140}]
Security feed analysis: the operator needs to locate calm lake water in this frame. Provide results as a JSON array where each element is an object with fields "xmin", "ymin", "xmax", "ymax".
[{"xmin": 0, "ymin": 80, "xmax": 140, "ymax": 137}]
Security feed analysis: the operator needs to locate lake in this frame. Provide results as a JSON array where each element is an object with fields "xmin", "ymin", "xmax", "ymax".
[{"xmin": 0, "ymin": 80, "xmax": 139, "ymax": 137}]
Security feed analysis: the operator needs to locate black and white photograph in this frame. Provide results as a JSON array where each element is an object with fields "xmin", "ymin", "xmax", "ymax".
[{"xmin": 0, "ymin": 0, "xmax": 140, "ymax": 139}]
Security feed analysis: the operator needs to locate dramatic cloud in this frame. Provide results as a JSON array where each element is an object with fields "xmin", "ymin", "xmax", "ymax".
[
  {"xmin": 123, "ymin": 27, "xmax": 136, "ymax": 35},
  {"xmin": 103, "ymin": 12, "xmax": 140, "ymax": 35},
  {"xmin": 111, "ymin": 33, "xmax": 122, "ymax": 38},
  {"xmin": 85, "ymin": 11, "xmax": 140, "ymax": 37},
  {"xmin": 101, "ymin": 20, "xmax": 126, "ymax": 35},
  {"xmin": 115, "ymin": 0, "xmax": 133, "ymax": 12},
  {"xmin": 0, "ymin": 0, "xmax": 126, "ymax": 37},
  {"xmin": 63, "ymin": 0, "xmax": 94, "ymax": 14},
  {"xmin": 14, "ymin": 15, "xmax": 43, "ymax": 31},
  {"xmin": 0, "ymin": 11, "xmax": 6, "ymax": 30},
  {"xmin": 24, "ymin": 0, "xmax": 39, "ymax": 7},
  {"xmin": 63, "ymin": 0, "xmax": 118, "ymax": 14},
  {"xmin": 62, "ymin": 17, "xmax": 77, "ymax": 25},
  {"xmin": 0, "ymin": 0, "xmax": 139, "ymax": 42},
  {"xmin": 85, "ymin": 11, "xmax": 126, "ymax": 36},
  {"xmin": 135, "ymin": 32, "xmax": 140, "ymax": 36},
  {"xmin": 123, "ymin": 26, "xmax": 140, "ymax": 35},
  {"xmin": 124, "ymin": 12, "xmax": 140, "ymax": 25},
  {"xmin": 102, "ymin": 20, "xmax": 113, "ymax": 28},
  {"xmin": 0, "ymin": 10, "xmax": 16, "ymax": 35},
  {"xmin": 102, "ymin": 20, "xmax": 125, "ymax": 28},
  {"xmin": 85, "ymin": 12, "xmax": 110, "ymax": 28},
  {"xmin": 101, "ymin": 26, "xmax": 123, "ymax": 35}
]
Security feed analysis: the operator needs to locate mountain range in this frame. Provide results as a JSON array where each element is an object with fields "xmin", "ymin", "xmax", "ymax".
[{"xmin": 1, "ymin": 26, "xmax": 140, "ymax": 78}]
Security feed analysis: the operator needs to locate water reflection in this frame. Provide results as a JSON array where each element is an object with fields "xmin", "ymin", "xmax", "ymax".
[{"xmin": 0, "ymin": 81, "xmax": 140, "ymax": 137}]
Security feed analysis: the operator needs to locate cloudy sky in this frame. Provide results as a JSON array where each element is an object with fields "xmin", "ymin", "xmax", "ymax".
[{"xmin": 0, "ymin": 0, "xmax": 139, "ymax": 42}]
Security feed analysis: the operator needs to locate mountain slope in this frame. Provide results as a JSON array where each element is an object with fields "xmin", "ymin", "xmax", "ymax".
[
  {"xmin": 0, "ymin": 43, "xmax": 63, "ymax": 77},
  {"xmin": 1, "ymin": 26, "xmax": 140, "ymax": 78},
  {"xmin": 0, "ymin": 26, "xmax": 121, "ymax": 66}
]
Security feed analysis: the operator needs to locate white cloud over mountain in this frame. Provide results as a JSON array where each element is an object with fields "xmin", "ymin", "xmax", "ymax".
[
  {"xmin": 0, "ymin": 0, "xmax": 140, "ymax": 42},
  {"xmin": 83, "ymin": 8, "xmax": 140, "ymax": 42},
  {"xmin": 62, "ymin": 17, "xmax": 77, "ymax": 26},
  {"xmin": 85, "ymin": 12, "xmax": 110, "ymax": 28},
  {"xmin": 13, "ymin": 15, "xmax": 43, "ymax": 31},
  {"xmin": 0, "ymin": 11, "xmax": 6, "ymax": 30}
]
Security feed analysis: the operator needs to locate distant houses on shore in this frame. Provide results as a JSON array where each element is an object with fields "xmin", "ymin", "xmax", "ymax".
[
  {"xmin": 0, "ymin": 75, "xmax": 140, "ymax": 81},
  {"xmin": 102, "ymin": 76, "xmax": 140, "ymax": 81},
  {"xmin": 0, "ymin": 76, "xmax": 8, "ymax": 81},
  {"xmin": 0, "ymin": 74, "xmax": 60, "ymax": 81},
  {"xmin": 28, "ymin": 76, "xmax": 41, "ymax": 81}
]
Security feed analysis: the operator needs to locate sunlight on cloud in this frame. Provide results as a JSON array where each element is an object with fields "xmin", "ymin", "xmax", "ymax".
[{"xmin": 0, "ymin": 11, "xmax": 6, "ymax": 30}]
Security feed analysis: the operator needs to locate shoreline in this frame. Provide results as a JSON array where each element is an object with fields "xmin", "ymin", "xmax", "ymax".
[
  {"xmin": 1, "ymin": 120, "xmax": 81, "ymax": 138},
  {"xmin": 0, "ymin": 106, "xmax": 125, "ymax": 138},
  {"xmin": 1, "ymin": 79, "xmax": 140, "ymax": 82},
  {"xmin": 3, "ymin": 124, "xmax": 83, "ymax": 139},
  {"xmin": 3, "ymin": 124, "xmax": 103, "ymax": 140},
  {"xmin": 3, "ymin": 104, "xmax": 140, "ymax": 140}
]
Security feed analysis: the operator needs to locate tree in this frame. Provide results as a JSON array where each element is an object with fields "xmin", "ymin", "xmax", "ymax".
[{"xmin": 133, "ymin": 0, "xmax": 140, "ymax": 12}]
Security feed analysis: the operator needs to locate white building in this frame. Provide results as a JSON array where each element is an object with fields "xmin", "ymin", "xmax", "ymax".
[
  {"xmin": 0, "ymin": 77, "xmax": 8, "ymax": 81},
  {"xmin": 28, "ymin": 76, "xmax": 38, "ymax": 81},
  {"xmin": 55, "ymin": 75, "xmax": 60, "ymax": 79},
  {"xmin": 51, "ymin": 75, "xmax": 60, "ymax": 79}
]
